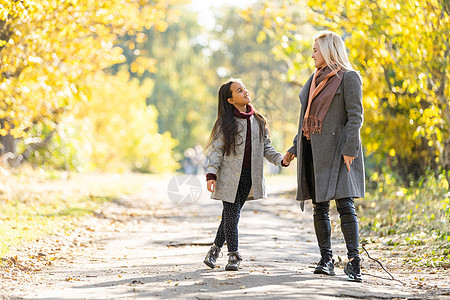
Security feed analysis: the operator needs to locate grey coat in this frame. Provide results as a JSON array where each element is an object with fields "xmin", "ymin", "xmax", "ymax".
[
  {"xmin": 206, "ymin": 115, "xmax": 284, "ymax": 203},
  {"xmin": 288, "ymin": 70, "xmax": 365, "ymax": 207}
]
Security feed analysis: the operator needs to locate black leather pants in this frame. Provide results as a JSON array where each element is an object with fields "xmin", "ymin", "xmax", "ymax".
[
  {"xmin": 313, "ymin": 198, "xmax": 360, "ymax": 259},
  {"xmin": 304, "ymin": 138, "xmax": 359, "ymax": 259}
]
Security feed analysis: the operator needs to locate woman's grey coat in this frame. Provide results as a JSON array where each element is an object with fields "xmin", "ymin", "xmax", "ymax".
[
  {"xmin": 288, "ymin": 70, "xmax": 365, "ymax": 208},
  {"xmin": 206, "ymin": 115, "xmax": 284, "ymax": 203}
]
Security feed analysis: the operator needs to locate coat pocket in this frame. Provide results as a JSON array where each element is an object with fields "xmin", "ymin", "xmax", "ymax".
[{"xmin": 325, "ymin": 132, "xmax": 346, "ymax": 201}]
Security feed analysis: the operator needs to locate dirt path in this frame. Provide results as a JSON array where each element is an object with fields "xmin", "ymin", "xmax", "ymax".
[{"xmin": 3, "ymin": 175, "xmax": 449, "ymax": 299}]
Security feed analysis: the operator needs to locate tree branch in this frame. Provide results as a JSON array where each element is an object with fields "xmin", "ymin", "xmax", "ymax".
[{"xmin": 21, "ymin": 129, "xmax": 57, "ymax": 161}]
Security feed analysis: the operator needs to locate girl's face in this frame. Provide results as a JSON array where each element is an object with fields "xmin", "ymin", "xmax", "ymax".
[
  {"xmin": 228, "ymin": 81, "xmax": 251, "ymax": 110},
  {"xmin": 312, "ymin": 41, "xmax": 326, "ymax": 69}
]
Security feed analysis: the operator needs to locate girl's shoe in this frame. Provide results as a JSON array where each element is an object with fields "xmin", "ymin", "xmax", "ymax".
[
  {"xmin": 203, "ymin": 245, "xmax": 221, "ymax": 269},
  {"xmin": 225, "ymin": 252, "xmax": 242, "ymax": 271}
]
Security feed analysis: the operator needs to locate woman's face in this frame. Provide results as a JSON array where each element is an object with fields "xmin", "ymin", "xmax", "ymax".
[{"xmin": 312, "ymin": 41, "xmax": 326, "ymax": 69}]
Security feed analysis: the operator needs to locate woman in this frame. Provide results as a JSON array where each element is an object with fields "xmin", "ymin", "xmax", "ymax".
[{"xmin": 283, "ymin": 30, "xmax": 365, "ymax": 282}]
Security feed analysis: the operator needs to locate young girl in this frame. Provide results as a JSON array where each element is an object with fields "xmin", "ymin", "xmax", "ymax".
[{"xmin": 203, "ymin": 78, "xmax": 288, "ymax": 271}]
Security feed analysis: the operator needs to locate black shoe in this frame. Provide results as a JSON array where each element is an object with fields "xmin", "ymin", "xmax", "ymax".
[
  {"xmin": 314, "ymin": 257, "xmax": 335, "ymax": 276},
  {"xmin": 203, "ymin": 245, "xmax": 221, "ymax": 269},
  {"xmin": 225, "ymin": 252, "xmax": 242, "ymax": 271},
  {"xmin": 344, "ymin": 257, "xmax": 362, "ymax": 282}
]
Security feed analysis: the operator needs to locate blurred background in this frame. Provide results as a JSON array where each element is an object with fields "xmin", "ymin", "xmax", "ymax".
[
  {"xmin": 0, "ymin": 0, "xmax": 449, "ymax": 183},
  {"xmin": 1, "ymin": 0, "xmax": 449, "ymax": 269}
]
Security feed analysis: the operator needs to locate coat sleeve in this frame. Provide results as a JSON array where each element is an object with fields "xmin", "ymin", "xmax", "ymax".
[
  {"xmin": 263, "ymin": 126, "xmax": 283, "ymax": 166},
  {"xmin": 205, "ymin": 131, "xmax": 225, "ymax": 175},
  {"xmin": 342, "ymin": 70, "xmax": 363, "ymax": 158},
  {"xmin": 287, "ymin": 134, "xmax": 298, "ymax": 156}
]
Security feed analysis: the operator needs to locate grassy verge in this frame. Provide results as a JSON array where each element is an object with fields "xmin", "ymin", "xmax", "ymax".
[
  {"xmin": 359, "ymin": 171, "xmax": 450, "ymax": 268},
  {"xmin": 273, "ymin": 170, "xmax": 450, "ymax": 269},
  {"xmin": 0, "ymin": 167, "xmax": 163, "ymax": 258}
]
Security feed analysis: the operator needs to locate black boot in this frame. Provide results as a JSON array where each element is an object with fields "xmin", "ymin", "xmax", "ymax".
[
  {"xmin": 314, "ymin": 256, "xmax": 335, "ymax": 276},
  {"xmin": 225, "ymin": 252, "xmax": 242, "ymax": 271},
  {"xmin": 313, "ymin": 202, "xmax": 333, "ymax": 259},
  {"xmin": 337, "ymin": 198, "xmax": 360, "ymax": 259},
  {"xmin": 344, "ymin": 257, "xmax": 362, "ymax": 282},
  {"xmin": 203, "ymin": 245, "xmax": 221, "ymax": 269}
]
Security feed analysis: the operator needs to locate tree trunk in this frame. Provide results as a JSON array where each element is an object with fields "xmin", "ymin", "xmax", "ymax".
[
  {"xmin": 0, "ymin": 134, "xmax": 22, "ymax": 167},
  {"xmin": 0, "ymin": 118, "xmax": 21, "ymax": 166},
  {"xmin": 0, "ymin": 133, "xmax": 17, "ymax": 155},
  {"xmin": 443, "ymin": 139, "xmax": 450, "ymax": 170}
]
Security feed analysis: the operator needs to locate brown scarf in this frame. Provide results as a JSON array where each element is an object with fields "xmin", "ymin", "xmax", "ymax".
[{"xmin": 302, "ymin": 66, "xmax": 344, "ymax": 139}]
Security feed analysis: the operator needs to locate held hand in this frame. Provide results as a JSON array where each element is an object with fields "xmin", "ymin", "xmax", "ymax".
[
  {"xmin": 343, "ymin": 155, "xmax": 355, "ymax": 172},
  {"xmin": 283, "ymin": 153, "xmax": 292, "ymax": 165},
  {"xmin": 289, "ymin": 152, "xmax": 296, "ymax": 159},
  {"xmin": 207, "ymin": 179, "xmax": 216, "ymax": 193},
  {"xmin": 283, "ymin": 151, "xmax": 296, "ymax": 165}
]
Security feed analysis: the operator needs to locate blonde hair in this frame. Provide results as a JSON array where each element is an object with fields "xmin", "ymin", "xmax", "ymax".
[{"xmin": 314, "ymin": 30, "xmax": 355, "ymax": 73}]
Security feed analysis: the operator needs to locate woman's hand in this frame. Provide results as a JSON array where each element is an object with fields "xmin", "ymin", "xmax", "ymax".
[
  {"xmin": 283, "ymin": 151, "xmax": 296, "ymax": 165},
  {"xmin": 207, "ymin": 179, "xmax": 216, "ymax": 192},
  {"xmin": 343, "ymin": 155, "xmax": 355, "ymax": 172}
]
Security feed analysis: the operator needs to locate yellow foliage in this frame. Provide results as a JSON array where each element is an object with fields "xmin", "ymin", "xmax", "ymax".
[
  {"xmin": 265, "ymin": 0, "xmax": 450, "ymax": 173},
  {"xmin": 74, "ymin": 69, "xmax": 179, "ymax": 173},
  {"xmin": 0, "ymin": 0, "xmax": 183, "ymax": 171},
  {"xmin": 0, "ymin": 0, "xmax": 182, "ymax": 140}
]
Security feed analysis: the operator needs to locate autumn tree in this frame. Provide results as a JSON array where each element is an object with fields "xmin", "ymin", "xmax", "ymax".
[
  {"xmin": 0, "ymin": 0, "xmax": 182, "ymax": 169},
  {"xmin": 68, "ymin": 69, "xmax": 179, "ymax": 172},
  {"xmin": 116, "ymin": 11, "xmax": 217, "ymax": 158}
]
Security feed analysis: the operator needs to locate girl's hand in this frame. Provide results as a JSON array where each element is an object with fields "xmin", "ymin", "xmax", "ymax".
[
  {"xmin": 283, "ymin": 151, "xmax": 296, "ymax": 165},
  {"xmin": 207, "ymin": 180, "xmax": 216, "ymax": 192},
  {"xmin": 343, "ymin": 155, "xmax": 355, "ymax": 172}
]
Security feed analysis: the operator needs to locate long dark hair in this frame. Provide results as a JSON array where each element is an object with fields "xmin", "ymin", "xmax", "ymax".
[{"xmin": 207, "ymin": 78, "xmax": 267, "ymax": 156}]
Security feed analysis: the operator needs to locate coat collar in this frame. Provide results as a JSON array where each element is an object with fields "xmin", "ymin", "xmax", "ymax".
[{"xmin": 299, "ymin": 73, "xmax": 314, "ymax": 108}]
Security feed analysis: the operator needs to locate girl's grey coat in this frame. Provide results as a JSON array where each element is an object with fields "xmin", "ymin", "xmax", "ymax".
[
  {"xmin": 206, "ymin": 115, "xmax": 284, "ymax": 203},
  {"xmin": 288, "ymin": 70, "xmax": 365, "ymax": 207}
]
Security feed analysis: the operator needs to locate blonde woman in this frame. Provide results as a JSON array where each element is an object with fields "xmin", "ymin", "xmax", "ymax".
[{"xmin": 283, "ymin": 30, "xmax": 365, "ymax": 282}]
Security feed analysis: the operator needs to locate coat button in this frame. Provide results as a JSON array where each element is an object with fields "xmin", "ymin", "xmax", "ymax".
[
  {"xmin": 235, "ymin": 173, "xmax": 240, "ymax": 177},
  {"xmin": 237, "ymin": 155, "xmax": 242, "ymax": 159}
]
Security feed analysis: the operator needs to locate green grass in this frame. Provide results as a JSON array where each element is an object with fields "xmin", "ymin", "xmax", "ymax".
[
  {"xmin": 359, "ymin": 171, "xmax": 450, "ymax": 267},
  {"xmin": 0, "ymin": 168, "xmax": 163, "ymax": 258},
  {"xmin": 273, "ymin": 170, "xmax": 450, "ymax": 268}
]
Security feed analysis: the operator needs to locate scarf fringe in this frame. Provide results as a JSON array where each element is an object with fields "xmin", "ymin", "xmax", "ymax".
[
  {"xmin": 302, "ymin": 116, "xmax": 323, "ymax": 139},
  {"xmin": 302, "ymin": 67, "xmax": 343, "ymax": 140}
]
